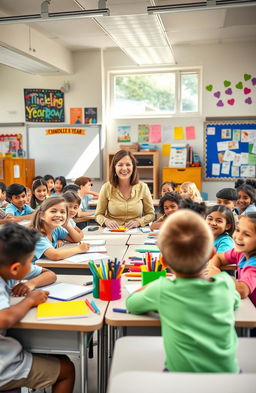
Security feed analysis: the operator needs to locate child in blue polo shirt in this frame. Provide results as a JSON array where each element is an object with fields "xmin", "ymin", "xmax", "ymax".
[
  {"xmin": 6, "ymin": 184, "xmax": 34, "ymax": 222},
  {"xmin": 0, "ymin": 222, "xmax": 75, "ymax": 392}
]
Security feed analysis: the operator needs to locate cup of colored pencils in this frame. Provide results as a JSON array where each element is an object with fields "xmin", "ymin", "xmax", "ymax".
[
  {"xmin": 89, "ymin": 259, "xmax": 124, "ymax": 301},
  {"xmin": 141, "ymin": 252, "xmax": 166, "ymax": 286}
]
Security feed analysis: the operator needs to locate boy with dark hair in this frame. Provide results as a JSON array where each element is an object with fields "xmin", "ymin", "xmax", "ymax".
[
  {"xmin": 0, "ymin": 223, "xmax": 75, "ymax": 392},
  {"xmin": 127, "ymin": 210, "xmax": 240, "ymax": 373},
  {"xmin": 5, "ymin": 183, "xmax": 34, "ymax": 222}
]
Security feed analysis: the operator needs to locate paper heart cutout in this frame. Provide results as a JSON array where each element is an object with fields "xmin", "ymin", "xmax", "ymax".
[
  {"xmin": 206, "ymin": 84, "xmax": 213, "ymax": 92},
  {"xmin": 217, "ymin": 100, "xmax": 224, "ymax": 107},
  {"xmin": 252, "ymin": 77, "xmax": 256, "ymax": 86},
  {"xmin": 244, "ymin": 87, "xmax": 251, "ymax": 95},
  {"xmin": 244, "ymin": 73, "xmax": 251, "ymax": 81},
  {"xmin": 224, "ymin": 80, "xmax": 231, "ymax": 87},
  {"xmin": 227, "ymin": 99, "xmax": 235, "ymax": 106},
  {"xmin": 225, "ymin": 88, "xmax": 232, "ymax": 95},
  {"xmin": 236, "ymin": 82, "xmax": 243, "ymax": 89},
  {"xmin": 245, "ymin": 97, "xmax": 252, "ymax": 104},
  {"xmin": 214, "ymin": 91, "xmax": 221, "ymax": 98}
]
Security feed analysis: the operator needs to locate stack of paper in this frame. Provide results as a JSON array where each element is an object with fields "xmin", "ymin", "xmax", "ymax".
[{"xmin": 39, "ymin": 282, "xmax": 93, "ymax": 300}]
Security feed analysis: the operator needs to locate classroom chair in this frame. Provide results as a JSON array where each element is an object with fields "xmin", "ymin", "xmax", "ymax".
[
  {"xmin": 107, "ymin": 336, "xmax": 256, "ymax": 393},
  {"xmin": 200, "ymin": 191, "xmax": 208, "ymax": 201}
]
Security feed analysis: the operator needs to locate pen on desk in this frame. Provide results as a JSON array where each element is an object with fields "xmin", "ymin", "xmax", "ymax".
[
  {"xmin": 85, "ymin": 299, "xmax": 95, "ymax": 313},
  {"xmin": 91, "ymin": 300, "xmax": 100, "ymax": 314},
  {"xmin": 83, "ymin": 281, "xmax": 93, "ymax": 286},
  {"xmin": 112, "ymin": 308, "xmax": 128, "ymax": 313}
]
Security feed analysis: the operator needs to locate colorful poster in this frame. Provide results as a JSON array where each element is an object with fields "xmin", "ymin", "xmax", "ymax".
[
  {"xmin": 240, "ymin": 165, "xmax": 255, "ymax": 177},
  {"xmin": 70, "ymin": 108, "xmax": 82, "ymax": 124},
  {"xmin": 240, "ymin": 153, "xmax": 249, "ymax": 164},
  {"xmin": 217, "ymin": 141, "xmax": 228, "ymax": 151},
  {"xmin": 228, "ymin": 141, "xmax": 239, "ymax": 150},
  {"xmin": 84, "ymin": 107, "xmax": 97, "ymax": 124},
  {"xmin": 174, "ymin": 126, "xmax": 184, "ymax": 140},
  {"xmin": 233, "ymin": 129, "xmax": 241, "ymax": 142},
  {"xmin": 24, "ymin": 88, "xmax": 64, "ymax": 122},
  {"xmin": 117, "ymin": 126, "xmax": 131, "ymax": 143},
  {"xmin": 231, "ymin": 166, "xmax": 239, "ymax": 177},
  {"xmin": 223, "ymin": 150, "xmax": 236, "ymax": 162},
  {"xmin": 233, "ymin": 153, "xmax": 241, "ymax": 167},
  {"xmin": 248, "ymin": 153, "xmax": 256, "ymax": 166},
  {"xmin": 149, "ymin": 124, "xmax": 162, "ymax": 143},
  {"xmin": 221, "ymin": 129, "xmax": 232, "ymax": 139},
  {"xmin": 221, "ymin": 162, "xmax": 230, "ymax": 175},
  {"xmin": 207, "ymin": 127, "xmax": 215, "ymax": 135},
  {"xmin": 162, "ymin": 144, "xmax": 170, "ymax": 157},
  {"xmin": 241, "ymin": 130, "xmax": 250, "ymax": 143},
  {"xmin": 138, "ymin": 124, "xmax": 150, "ymax": 143},
  {"xmin": 185, "ymin": 126, "xmax": 195, "ymax": 140}
]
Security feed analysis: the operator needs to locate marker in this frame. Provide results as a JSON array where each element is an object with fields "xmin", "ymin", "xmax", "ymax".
[
  {"xmin": 91, "ymin": 300, "xmax": 100, "ymax": 314},
  {"xmin": 83, "ymin": 281, "xmax": 93, "ymax": 286},
  {"xmin": 112, "ymin": 308, "xmax": 128, "ymax": 313},
  {"xmin": 85, "ymin": 299, "xmax": 95, "ymax": 313}
]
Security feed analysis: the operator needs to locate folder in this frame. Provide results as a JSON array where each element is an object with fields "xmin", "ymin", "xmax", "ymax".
[
  {"xmin": 39, "ymin": 282, "xmax": 93, "ymax": 301},
  {"xmin": 37, "ymin": 300, "xmax": 89, "ymax": 320}
]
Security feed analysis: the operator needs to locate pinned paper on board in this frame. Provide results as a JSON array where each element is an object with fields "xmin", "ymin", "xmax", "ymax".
[
  {"xmin": 162, "ymin": 125, "xmax": 172, "ymax": 143},
  {"xmin": 240, "ymin": 165, "xmax": 255, "ymax": 178},
  {"xmin": 217, "ymin": 152, "xmax": 224, "ymax": 163},
  {"xmin": 228, "ymin": 141, "xmax": 239, "ymax": 150},
  {"xmin": 149, "ymin": 124, "xmax": 162, "ymax": 143},
  {"xmin": 138, "ymin": 124, "xmax": 150, "ymax": 143},
  {"xmin": 233, "ymin": 153, "xmax": 242, "ymax": 167},
  {"xmin": 212, "ymin": 163, "xmax": 220, "ymax": 176},
  {"xmin": 174, "ymin": 126, "xmax": 184, "ymax": 140},
  {"xmin": 241, "ymin": 130, "xmax": 250, "ymax": 143},
  {"xmin": 117, "ymin": 126, "xmax": 131, "ymax": 143},
  {"xmin": 162, "ymin": 144, "xmax": 170, "ymax": 157},
  {"xmin": 221, "ymin": 129, "xmax": 232, "ymax": 139},
  {"xmin": 221, "ymin": 162, "xmax": 230, "ymax": 175},
  {"xmin": 231, "ymin": 166, "xmax": 239, "ymax": 177},
  {"xmin": 185, "ymin": 126, "xmax": 195, "ymax": 140},
  {"xmin": 207, "ymin": 127, "xmax": 215, "ymax": 135},
  {"xmin": 248, "ymin": 153, "xmax": 256, "ymax": 166},
  {"xmin": 240, "ymin": 153, "xmax": 249, "ymax": 165},
  {"xmin": 233, "ymin": 129, "xmax": 241, "ymax": 142},
  {"xmin": 223, "ymin": 150, "xmax": 236, "ymax": 162},
  {"xmin": 217, "ymin": 141, "xmax": 228, "ymax": 151}
]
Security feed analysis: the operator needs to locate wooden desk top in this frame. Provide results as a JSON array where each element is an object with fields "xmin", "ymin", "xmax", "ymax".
[
  {"xmin": 11, "ymin": 275, "xmax": 108, "ymax": 332},
  {"xmin": 36, "ymin": 244, "xmax": 128, "ymax": 269},
  {"xmin": 105, "ymin": 277, "xmax": 256, "ymax": 328}
]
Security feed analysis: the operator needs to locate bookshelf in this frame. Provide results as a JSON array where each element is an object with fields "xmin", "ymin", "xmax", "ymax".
[
  {"xmin": 162, "ymin": 167, "xmax": 202, "ymax": 191},
  {"xmin": 107, "ymin": 152, "xmax": 159, "ymax": 199}
]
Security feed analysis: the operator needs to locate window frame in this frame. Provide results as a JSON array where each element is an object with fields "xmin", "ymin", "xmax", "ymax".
[{"xmin": 108, "ymin": 67, "xmax": 201, "ymax": 119}]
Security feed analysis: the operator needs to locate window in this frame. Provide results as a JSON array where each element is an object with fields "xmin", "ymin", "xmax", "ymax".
[{"xmin": 110, "ymin": 69, "xmax": 200, "ymax": 118}]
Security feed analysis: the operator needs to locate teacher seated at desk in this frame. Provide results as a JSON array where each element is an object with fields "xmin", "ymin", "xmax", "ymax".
[{"xmin": 95, "ymin": 150, "xmax": 155, "ymax": 229}]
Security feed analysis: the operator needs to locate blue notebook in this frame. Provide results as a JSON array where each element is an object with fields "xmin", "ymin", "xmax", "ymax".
[{"xmin": 39, "ymin": 282, "xmax": 93, "ymax": 301}]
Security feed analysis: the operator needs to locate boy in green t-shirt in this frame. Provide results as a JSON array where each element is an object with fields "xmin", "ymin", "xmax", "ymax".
[{"xmin": 126, "ymin": 210, "xmax": 240, "ymax": 373}]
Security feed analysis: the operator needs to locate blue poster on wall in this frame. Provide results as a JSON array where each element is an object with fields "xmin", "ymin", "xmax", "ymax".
[
  {"xmin": 24, "ymin": 88, "xmax": 65, "ymax": 122},
  {"xmin": 204, "ymin": 120, "xmax": 256, "ymax": 180}
]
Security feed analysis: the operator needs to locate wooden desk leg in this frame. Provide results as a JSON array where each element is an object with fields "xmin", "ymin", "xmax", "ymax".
[{"xmin": 79, "ymin": 332, "xmax": 87, "ymax": 393}]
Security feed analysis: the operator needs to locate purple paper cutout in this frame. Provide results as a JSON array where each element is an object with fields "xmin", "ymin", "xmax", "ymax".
[
  {"xmin": 214, "ymin": 91, "xmax": 221, "ymax": 98},
  {"xmin": 217, "ymin": 100, "xmax": 224, "ymax": 107},
  {"xmin": 245, "ymin": 97, "xmax": 252, "ymax": 104},
  {"xmin": 225, "ymin": 88, "xmax": 232, "ymax": 95},
  {"xmin": 252, "ymin": 77, "xmax": 256, "ymax": 86}
]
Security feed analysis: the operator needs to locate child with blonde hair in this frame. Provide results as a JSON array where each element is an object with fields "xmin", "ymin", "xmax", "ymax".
[{"xmin": 180, "ymin": 181, "xmax": 202, "ymax": 203}]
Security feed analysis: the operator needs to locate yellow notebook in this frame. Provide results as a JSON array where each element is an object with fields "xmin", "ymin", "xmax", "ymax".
[{"xmin": 37, "ymin": 300, "xmax": 89, "ymax": 320}]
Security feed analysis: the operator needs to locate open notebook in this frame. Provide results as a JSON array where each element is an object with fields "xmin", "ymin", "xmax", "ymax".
[
  {"xmin": 37, "ymin": 300, "xmax": 89, "ymax": 320},
  {"xmin": 39, "ymin": 282, "xmax": 93, "ymax": 301}
]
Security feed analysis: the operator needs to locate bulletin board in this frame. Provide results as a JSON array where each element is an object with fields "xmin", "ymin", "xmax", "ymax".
[
  {"xmin": 27, "ymin": 124, "xmax": 102, "ymax": 180},
  {"xmin": 204, "ymin": 120, "xmax": 256, "ymax": 181}
]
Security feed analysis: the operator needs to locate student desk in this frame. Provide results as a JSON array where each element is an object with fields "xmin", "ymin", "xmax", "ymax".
[
  {"xmin": 36, "ymin": 244, "xmax": 128, "ymax": 274},
  {"xmin": 8, "ymin": 274, "xmax": 108, "ymax": 393},
  {"xmin": 83, "ymin": 231, "xmax": 130, "ymax": 245},
  {"xmin": 74, "ymin": 213, "xmax": 96, "ymax": 223}
]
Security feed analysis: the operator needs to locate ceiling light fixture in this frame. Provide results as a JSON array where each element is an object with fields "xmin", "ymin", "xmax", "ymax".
[
  {"xmin": 148, "ymin": 0, "xmax": 256, "ymax": 14},
  {"xmin": 0, "ymin": 0, "xmax": 109, "ymax": 25}
]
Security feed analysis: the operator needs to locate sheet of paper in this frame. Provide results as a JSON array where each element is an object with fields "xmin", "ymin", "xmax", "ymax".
[
  {"xmin": 174, "ymin": 126, "xmax": 184, "ymax": 140},
  {"xmin": 207, "ymin": 127, "xmax": 215, "ymax": 135},
  {"xmin": 102, "ymin": 228, "xmax": 140, "ymax": 234},
  {"xmin": 240, "ymin": 165, "xmax": 255, "ymax": 177},
  {"xmin": 252, "ymin": 143, "xmax": 256, "ymax": 154},
  {"xmin": 240, "ymin": 153, "xmax": 249, "ymax": 165},
  {"xmin": 185, "ymin": 126, "xmax": 195, "ymax": 140},
  {"xmin": 228, "ymin": 141, "xmax": 239, "ymax": 150},
  {"xmin": 248, "ymin": 130, "xmax": 256, "ymax": 143},
  {"xmin": 149, "ymin": 124, "xmax": 162, "ymax": 143},
  {"xmin": 65, "ymin": 253, "xmax": 110, "ymax": 263},
  {"xmin": 217, "ymin": 141, "xmax": 228, "ymax": 151},
  {"xmin": 117, "ymin": 125, "xmax": 131, "ymax": 143},
  {"xmin": 233, "ymin": 153, "xmax": 241, "ymax": 167},
  {"xmin": 162, "ymin": 125, "xmax": 172, "ymax": 143},
  {"xmin": 231, "ymin": 166, "xmax": 239, "ymax": 177},
  {"xmin": 233, "ymin": 129, "xmax": 241, "ymax": 142},
  {"xmin": 221, "ymin": 162, "xmax": 230, "ymax": 175},
  {"xmin": 223, "ymin": 150, "xmax": 236, "ymax": 162},
  {"xmin": 138, "ymin": 124, "xmax": 150, "ymax": 143},
  {"xmin": 126, "ymin": 284, "xmax": 141, "ymax": 294},
  {"xmin": 162, "ymin": 144, "xmax": 170, "ymax": 157},
  {"xmin": 212, "ymin": 163, "xmax": 220, "ymax": 176},
  {"xmin": 241, "ymin": 130, "xmax": 250, "ymax": 143},
  {"xmin": 221, "ymin": 129, "xmax": 232, "ymax": 139}
]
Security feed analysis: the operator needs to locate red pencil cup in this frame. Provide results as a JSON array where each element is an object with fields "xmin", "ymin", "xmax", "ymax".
[{"xmin": 99, "ymin": 278, "xmax": 121, "ymax": 301}]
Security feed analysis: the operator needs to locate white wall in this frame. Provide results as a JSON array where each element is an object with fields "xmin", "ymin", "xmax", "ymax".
[
  {"xmin": 0, "ymin": 42, "xmax": 255, "ymax": 197},
  {"xmin": 104, "ymin": 41, "xmax": 256, "ymax": 199}
]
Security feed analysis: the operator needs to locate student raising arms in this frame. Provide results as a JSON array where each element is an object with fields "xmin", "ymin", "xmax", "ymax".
[
  {"xmin": 206, "ymin": 205, "xmax": 235, "ymax": 253},
  {"xmin": 206, "ymin": 213, "xmax": 256, "ymax": 306},
  {"xmin": 31, "ymin": 197, "xmax": 89, "ymax": 263},
  {"xmin": 30, "ymin": 179, "xmax": 48, "ymax": 209}
]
